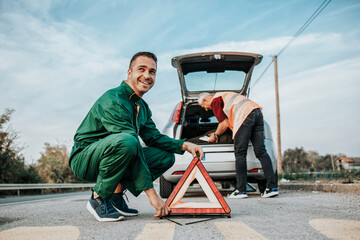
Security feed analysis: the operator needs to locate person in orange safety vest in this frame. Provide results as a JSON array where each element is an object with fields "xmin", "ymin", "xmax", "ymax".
[{"xmin": 198, "ymin": 92, "xmax": 279, "ymax": 199}]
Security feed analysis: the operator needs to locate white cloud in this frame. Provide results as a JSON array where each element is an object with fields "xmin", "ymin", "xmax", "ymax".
[
  {"xmin": 251, "ymin": 57, "xmax": 360, "ymax": 156},
  {"xmin": 0, "ymin": 4, "xmax": 129, "ymax": 163},
  {"xmin": 157, "ymin": 32, "xmax": 346, "ymax": 73}
]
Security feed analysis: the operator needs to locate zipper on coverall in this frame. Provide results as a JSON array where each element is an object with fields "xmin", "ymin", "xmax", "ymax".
[
  {"xmin": 135, "ymin": 103, "xmax": 139, "ymax": 134},
  {"xmin": 130, "ymin": 93, "xmax": 140, "ymax": 135}
]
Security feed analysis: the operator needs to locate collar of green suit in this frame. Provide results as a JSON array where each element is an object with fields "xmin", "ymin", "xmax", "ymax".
[{"xmin": 121, "ymin": 80, "xmax": 141, "ymax": 103}]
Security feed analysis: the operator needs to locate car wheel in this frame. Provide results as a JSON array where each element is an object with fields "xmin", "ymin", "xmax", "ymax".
[
  {"xmin": 257, "ymin": 179, "xmax": 266, "ymax": 194},
  {"xmin": 160, "ymin": 175, "xmax": 173, "ymax": 198},
  {"xmin": 221, "ymin": 181, "xmax": 231, "ymax": 189}
]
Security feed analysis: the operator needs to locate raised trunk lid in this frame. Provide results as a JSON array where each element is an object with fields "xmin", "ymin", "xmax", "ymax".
[{"xmin": 172, "ymin": 52, "xmax": 263, "ymax": 102}]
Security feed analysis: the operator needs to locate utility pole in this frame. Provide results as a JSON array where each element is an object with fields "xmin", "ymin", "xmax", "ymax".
[
  {"xmin": 274, "ymin": 56, "xmax": 283, "ymax": 173},
  {"xmin": 331, "ymin": 155, "xmax": 335, "ymax": 171}
]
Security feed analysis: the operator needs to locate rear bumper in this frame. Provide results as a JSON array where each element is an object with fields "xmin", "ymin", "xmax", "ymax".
[{"xmin": 163, "ymin": 140, "xmax": 277, "ymax": 184}]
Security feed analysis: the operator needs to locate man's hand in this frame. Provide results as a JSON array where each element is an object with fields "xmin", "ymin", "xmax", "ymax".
[
  {"xmin": 145, "ymin": 188, "xmax": 170, "ymax": 217},
  {"xmin": 208, "ymin": 133, "xmax": 218, "ymax": 143},
  {"xmin": 208, "ymin": 119, "xmax": 229, "ymax": 143},
  {"xmin": 182, "ymin": 141, "xmax": 204, "ymax": 160}
]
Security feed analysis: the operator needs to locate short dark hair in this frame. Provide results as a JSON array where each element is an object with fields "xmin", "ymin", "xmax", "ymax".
[{"xmin": 129, "ymin": 51, "xmax": 157, "ymax": 68}]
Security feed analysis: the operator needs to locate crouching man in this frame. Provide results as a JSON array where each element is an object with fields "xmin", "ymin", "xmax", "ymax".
[{"xmin": 69, "ymin": 52, "xmax": 203, "ymax": 222}]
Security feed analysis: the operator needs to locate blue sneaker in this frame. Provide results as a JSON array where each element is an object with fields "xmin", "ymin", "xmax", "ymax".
[
  {"xmin": 111, "ymin": 192, "xmax": 138, "ymax": 216},
  {"xmin": 87, "ymin": 192, "xmax": 124, "ymax": 222}
]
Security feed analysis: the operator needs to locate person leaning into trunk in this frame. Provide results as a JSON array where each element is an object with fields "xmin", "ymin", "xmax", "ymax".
[
  {"xmin": 69, "ymin": 52, "xmax": 203, "ymax": 222},
  {"xmin": 198, "ymin": 92, "xmax": 278, "ymax": 199}
]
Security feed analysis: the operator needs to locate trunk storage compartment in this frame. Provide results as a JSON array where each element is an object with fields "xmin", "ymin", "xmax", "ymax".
[{"xmin": 180, "ymin": 104, "xmax": 233, "ymax": 145}]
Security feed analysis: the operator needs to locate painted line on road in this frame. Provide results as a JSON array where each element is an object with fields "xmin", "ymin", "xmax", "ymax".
[
  {"xmin": 135, "ymin": 223, "xmax": 175, "ymax": 240},
  {"xmin": 215, "ymin": 221, "xmax": 268, "ymax": 240},
  {"xmin": 309, "ymin": 218, "xmax": 360, "ymax": 240},
  {"xmin": 0, "ymin": 226, "xmax": 80, "ymax": 240},
  {"xmin": 0, "ymin": 195, "xmax": 87, "ymax": 207}
]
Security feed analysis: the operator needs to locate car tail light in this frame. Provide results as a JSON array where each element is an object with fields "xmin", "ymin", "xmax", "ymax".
[
  {"xmin": 172, "ymin": 171, "xmax": 185, "ymax": 175},
  {"xmin": 171, "ymin": 102, "xmax": 183, "ymax": 123},
  {"xmin": 249, "ymin": 168, "xmax": 262, "ymax": 173}
]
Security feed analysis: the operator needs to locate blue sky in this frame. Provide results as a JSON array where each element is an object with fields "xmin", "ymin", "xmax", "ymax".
[{"xmin": 0, "ymin": 0, "xmax": 359, "ymax": 164}]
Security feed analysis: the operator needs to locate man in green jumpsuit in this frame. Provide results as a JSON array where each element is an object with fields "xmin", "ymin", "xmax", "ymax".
[{"xmin": 69, "ymin": 52, "xmax": 203, "ymax": 222}]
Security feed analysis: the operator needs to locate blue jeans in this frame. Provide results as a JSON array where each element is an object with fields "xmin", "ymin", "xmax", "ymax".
[{"xmin": 234, "ymin": 108, "xmax": 277, "ymax": 192}]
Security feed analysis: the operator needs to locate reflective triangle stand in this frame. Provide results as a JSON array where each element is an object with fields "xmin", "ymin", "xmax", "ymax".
[{"xmin": 165, "ymin": 157, "xmax": 231, "ymax": 218}]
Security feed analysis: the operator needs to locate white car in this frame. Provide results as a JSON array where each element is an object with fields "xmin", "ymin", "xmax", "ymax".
[{"xmin": 160, "ymin": 52, "xmax": 277, "ymax": 198}]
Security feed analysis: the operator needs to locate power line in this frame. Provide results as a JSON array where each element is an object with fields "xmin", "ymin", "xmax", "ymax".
[
  {"xmin": 277, "ymin": 0, "xmax": 332, "ymax": 56},
  {"xmin": 251, "ymin": 58, "xmax": 274, "ymax": 88},
  {"xmin": 251, "ymin": 0, "xmax": 332, "ymax": 88}
]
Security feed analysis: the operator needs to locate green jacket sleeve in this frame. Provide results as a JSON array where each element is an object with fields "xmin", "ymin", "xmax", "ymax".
[{"xmin": 140, "ymin": 110, "xmax": 185, "ymax": 154}]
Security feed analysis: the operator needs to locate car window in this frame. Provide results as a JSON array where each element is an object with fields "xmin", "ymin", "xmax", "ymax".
[
  {"xmin": 184, "ymin": 70, "xmax": 247, "ymax": 92},
  {"xmin": 199, "ymin": 116, "xmax": 219, "ymax": 124}
]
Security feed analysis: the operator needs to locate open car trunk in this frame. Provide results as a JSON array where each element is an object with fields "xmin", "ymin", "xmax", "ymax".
[
  {"xmin": 171, "ymin": 52, "xmax": 263, "ymax": 144},
  {"xmin": 180, "ymin": 103, "xmax": 233, "ymax": 145}
]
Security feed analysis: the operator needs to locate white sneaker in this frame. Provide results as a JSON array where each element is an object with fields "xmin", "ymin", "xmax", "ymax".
[
  {"xmin": 261, "ymin": 188, "xmax": 279, "ymax": 198},
  {"xmin": 228, "ymin": 190, "xmax": 248, "ymax": 199}
]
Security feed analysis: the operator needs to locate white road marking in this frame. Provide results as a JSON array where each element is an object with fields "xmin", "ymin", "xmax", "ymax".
[
  {"xmin": 309, "ymin": 218, "xmax": 360, "ymax": 240},
  {"xmin": 0, "ymin": 195, "xmax": 86, "ymax": 207},
  {"xmin": 135, "ymin": 223, "xmax": 175, "ymax": 240},
  {"xmin": 0, "ymin": 226, "xmax": 80, "ymax": 240},
  {"xmin": 215, "ymin": 221, "xmax": 268, "ymax": 240}
]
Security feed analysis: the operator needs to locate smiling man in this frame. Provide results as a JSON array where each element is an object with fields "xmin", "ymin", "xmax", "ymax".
[{"xmin": 69, "ymin": 52, "xmax": 203, "ymax": 222}]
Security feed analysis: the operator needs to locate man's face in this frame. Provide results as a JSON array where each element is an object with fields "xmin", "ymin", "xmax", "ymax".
[
  {"xmin": 200, "ymin": 98, "xmax": 212, "ymax": 111},
  {"xmin": 127, "ymin": 56, "xmax": 156, "ymax": 97}
]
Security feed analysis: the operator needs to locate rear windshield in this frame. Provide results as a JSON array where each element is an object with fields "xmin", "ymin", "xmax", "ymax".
[{"xmin": 184, "ymin": 70, "xmax": 246, "ymax": 92}]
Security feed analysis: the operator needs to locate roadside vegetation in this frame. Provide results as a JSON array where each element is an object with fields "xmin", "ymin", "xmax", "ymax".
[
  {"xmin": 0, "ymin": 109, "xmax": 40, "ymax": 184},
  {"xmin": 0, "ymin": 109, "xmax": 81, "ymax": 189},
  {"xmin": 280, "ymin": 147, "xmax": 360, "ymax": 183}
]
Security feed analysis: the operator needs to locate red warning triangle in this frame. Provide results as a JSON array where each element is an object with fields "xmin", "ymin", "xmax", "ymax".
[{"xmin": 165, "ymin": 157, "xmax": 231, "ymax": 215}]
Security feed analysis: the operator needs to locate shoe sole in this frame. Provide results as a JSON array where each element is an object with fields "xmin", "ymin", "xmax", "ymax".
[
  {"xmin": 87, "ymin": 202, "xmax": 125, "ymax": 222},
  {"xmin": 227, "ymin": 195, "xmax": 248, "ymax": 199},
  {"xmin": 261, "ymin": 192, "xmax": 279, "ymax": 198},
  {"xmin": 113, "ymin": 205, "xmax": 138, "ymax": 217}
]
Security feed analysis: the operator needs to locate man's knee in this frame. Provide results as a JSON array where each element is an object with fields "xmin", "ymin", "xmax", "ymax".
[
  {"xmin": 160, "ymin": 151, "xmax": 175, "ymax": 170},
  {"xmin": 109, "ymin": 133, "xmax": 139, "ymax": 158},
  {"xmin": 235, "ymin": 146, "xmax": 247, "ymax": 160},
  {"xmin": 167, "ymin": 152, "xmax": 176, "ymax": 168},
  {"xmin": 254, "ymin": 146, "xmax": 267, "ymax": 159}
]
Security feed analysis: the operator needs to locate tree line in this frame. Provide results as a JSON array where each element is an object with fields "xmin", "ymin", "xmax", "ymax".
[
  {"xmin": 0, "ymin": 109, "xmax": 80, "ymax": 184},
  {"xmin": 282, "ymin": 147, "xmax": 335, "ymax": 173}
]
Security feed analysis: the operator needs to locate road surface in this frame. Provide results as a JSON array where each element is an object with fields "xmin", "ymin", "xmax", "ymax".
[{"xmin": 0, "ymin": 185, "xmax": 359, "ymax": 240}]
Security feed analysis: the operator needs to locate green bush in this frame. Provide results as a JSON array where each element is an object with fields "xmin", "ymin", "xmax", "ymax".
[
  {"xmin": 279, "ymin": 170, "xmax": 360, "ymax": 182},
  {"xmin": 0, "ymin": 109, "xmax": 40, "ymax": 183}
]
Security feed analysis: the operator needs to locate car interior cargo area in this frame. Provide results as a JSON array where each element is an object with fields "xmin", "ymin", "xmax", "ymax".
[{"xmin": 180, "ymin": 103, "xmax": 233, "ymax": 145}]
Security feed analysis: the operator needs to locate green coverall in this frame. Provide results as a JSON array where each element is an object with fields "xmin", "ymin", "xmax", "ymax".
[{"xmin": 69, "ymin": 81, "xmax": 185, "ymax": 199}]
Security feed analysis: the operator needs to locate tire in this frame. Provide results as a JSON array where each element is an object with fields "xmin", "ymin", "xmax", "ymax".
[
  {"xmin": 159, "ymin": 175, "xmax": 173, "ymax": 198},
  {"xmin": 221, "ymin": 181, "xmax": 231, "ymax": 189}
]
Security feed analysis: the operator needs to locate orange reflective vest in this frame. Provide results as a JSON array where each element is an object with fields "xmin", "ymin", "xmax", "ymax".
[{"xmin": 211, "ymin": 92, "xmax": 262, "ymax": 138}]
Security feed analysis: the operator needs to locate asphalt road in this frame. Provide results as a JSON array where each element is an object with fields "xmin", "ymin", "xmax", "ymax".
[
  {"xmin": 0, "ymin": 185, "xmax": 359, "ymax": 240},
  {"xmin": 0, "ymin": 191, "xmax": 90, "ymax": 206}
]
